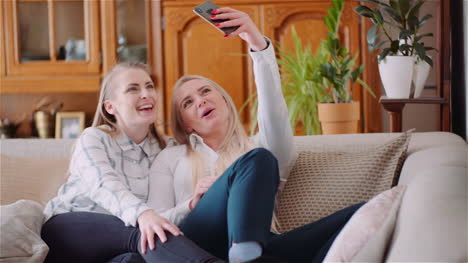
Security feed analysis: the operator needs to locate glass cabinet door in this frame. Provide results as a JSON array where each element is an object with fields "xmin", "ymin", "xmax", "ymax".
[
  {"xmin": 101, "ymin": 0, "xmax": 150, "ymax": 74},
  {"xmin": 115, "ymin": 0, "xmax": 148, "ymax": 63},
  {"xmin": 4, "ymin": 0, "xmax": 100, "ymax": 76}
]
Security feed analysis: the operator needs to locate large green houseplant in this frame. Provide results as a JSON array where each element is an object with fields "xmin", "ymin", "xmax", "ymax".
[
  {"xmin": 354, "ymin": 0, "xmax": 435, "ymax": 98},
  {"xmin": 315, "ymin": 0, "xmax": 375, "ymax": 134},
  {"xmin": 242, "ymin": 28, "xmax": 329, "ymax": 135},
  {"xmin": 244, "ymin": 0, "xmax": 373, "ymax": 135}
]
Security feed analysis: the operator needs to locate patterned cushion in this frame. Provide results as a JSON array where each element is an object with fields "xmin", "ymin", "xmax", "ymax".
[{"xmin": 274, "ymin": 132, "xmax": 411, "ymax": 233}]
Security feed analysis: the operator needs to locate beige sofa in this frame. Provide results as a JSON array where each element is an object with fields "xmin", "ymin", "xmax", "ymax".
[{"xmin": 1, "ymin": 132, "xmax": 467, "ymax": 262}]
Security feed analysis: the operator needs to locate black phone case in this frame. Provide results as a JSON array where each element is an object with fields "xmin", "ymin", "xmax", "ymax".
[{"xmin": 193, "ymin": 1, "xmax": 239, "ymax": 35}]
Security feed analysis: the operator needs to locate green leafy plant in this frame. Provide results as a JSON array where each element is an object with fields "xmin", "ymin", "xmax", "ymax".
[
  {"xmin": 354, "ymin": 0, "xmax": 435, "ymax": 66},
  {"xmin": 318, "ymin": 0, "xmax": 375, "ymax": 103},
  {"xmin": 241, "ymin": 28, "xmax": 329, "ymax": 135},
  {"xmin": 277, "ymin": 29, "xmax": 329, "ymax": 135}
]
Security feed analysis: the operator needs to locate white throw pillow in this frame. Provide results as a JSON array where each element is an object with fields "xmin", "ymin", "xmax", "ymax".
[
  {"xmin": 0, "ymin": 200, "xmax": 49, "ymax": 263},
  {"xmin": 323, "ymin": 185, "xmax": 406, "ymax": 262}
]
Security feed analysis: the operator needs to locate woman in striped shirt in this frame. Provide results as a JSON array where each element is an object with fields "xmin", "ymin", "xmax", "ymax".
[{"xmin": 41, "ymin": 62, "xmax": 224, "ymax": 263}]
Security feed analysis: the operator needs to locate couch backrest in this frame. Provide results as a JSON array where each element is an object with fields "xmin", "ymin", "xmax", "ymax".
[{"xmin": 0, "ymin": 132, "xmax": 465, "ymax": 206}]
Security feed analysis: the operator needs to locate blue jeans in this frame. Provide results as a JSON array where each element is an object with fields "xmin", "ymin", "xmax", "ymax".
[
  {"xmin": 41, "ymin": 212, "xmax": 224, "ymax": 263},
  {"xmin": 179, "ymin": 148, "xmax": 280, "ymax": 260},
  {"xmin": 266, "ymin": 202, "xmax": 364, "ymax": 263},
  {"xmin": 179, "ymin": 148, "xmax": 364, "ymax": 262}
]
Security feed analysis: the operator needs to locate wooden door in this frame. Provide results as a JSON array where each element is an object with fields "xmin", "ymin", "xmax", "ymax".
[
  {"xmin": 163, "ymin": 5, "xmax": 260, "ymax": 130},
  {"xmin": 262, "ymin": 1, "xmax": 365, "ymax": 133}
]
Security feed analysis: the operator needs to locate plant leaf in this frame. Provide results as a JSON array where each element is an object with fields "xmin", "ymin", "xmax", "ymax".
[
  {"xmin": 383, "ymin": 7, "xmax": 402, "ymax": 23},
  {"xmin": 354, "ymin": 5, "xmax": 374, "ymax": 18},
  {"xmin": 408, "ymin": 0, "xmax": 425, "ymax": 19},
  {"xmin": 399, "ymin": 29, "xmax": 412, "ymax": 40},
  {"xmin": 379, "ymin": 48, "xmax": 391, "ymax": 61},
  {"xmin": 423, "ymin": 55, "xmax": 433, "ymax": 67},
  {"xmin": 357, "ymin": 78, "xmax": 376, "ymax": 98},
  {"xmin": 374, "ymin": 8, "xmax": 384, "ymax": 24},
  {"xmin": 390, "ymin": 40, "xmax": 399, "ymax": 52},
  {"xmin": 414, "ymin": 42, "xmax": 426, "ymax": 59},
  {"xmin": 398, "ymin": 0, "xmax": 410, "ymax": 17},
  {"xmin": 359, "ymin": 0, "xmax": 390, "ymax": 7},
  {"xmin": 374, "ymin": 40, "xmax": 388, "ymax": 50},
  {"xmin": 389, "ymin": 0, "xmax": 400, "ymax": 15},
  {"xmin": 408, "ymin": 15, "xmax": 419, "ymax": 31},
  {"xmin": 367, "ymin": 24, "xmax": 379, "ymax": 46},
  {"xmin": 415, "ymin": 33, "xmax": 433, "ymax": 42},
  {"xmin": 419, "ymin": 14, "xmax": 432, "ymax": 26}
]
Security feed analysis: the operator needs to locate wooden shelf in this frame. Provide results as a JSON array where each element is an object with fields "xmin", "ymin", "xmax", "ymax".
[
  {"xmin": 380, "ymin": 96, "xmax": 449, "ymax": 105},
  {"xmin": 380, "ymin": 96, "xmax": 450, "ymax": 133}
]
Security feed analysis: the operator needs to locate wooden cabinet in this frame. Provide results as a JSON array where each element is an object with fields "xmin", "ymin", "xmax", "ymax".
[
  {"xmin": 162, "ymin": 0, "xmax": 363, "ymax": 130},
  {"xmin": 1, "ymin": 0, "xmax": 371, "ymax": 134},
  {"xmin": 1, "ymin": 0, "xmax": 101, "ymax": 93}
]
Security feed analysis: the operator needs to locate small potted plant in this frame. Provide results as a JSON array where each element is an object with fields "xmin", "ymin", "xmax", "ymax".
[
  {"xmin": 355, "ymin": 0, "xmax": 435, "ymax": 98},
  {"xmin": 316, "ymin": 0, "xmax": 375, "ymax": 134}
]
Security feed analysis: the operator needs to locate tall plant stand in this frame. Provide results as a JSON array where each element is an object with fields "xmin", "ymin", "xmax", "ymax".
[{"xmin": 380, "ymin": 96, "xmax": 450, "ymax": 132}]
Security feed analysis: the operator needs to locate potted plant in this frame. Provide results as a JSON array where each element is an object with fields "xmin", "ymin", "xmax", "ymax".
[
  {"xmin": 316, "ymin": 0, "xmax": 375, "ymax": 134},
  {"xmin": 242, "ymin": 27, "xmax": 329, "ymax": 135},
  {"xmin": 355, "ymin": 0, "xmax": 435, "ymax": 98}
]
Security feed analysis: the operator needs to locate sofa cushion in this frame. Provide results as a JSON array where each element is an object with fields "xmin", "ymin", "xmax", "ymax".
[
  {"xmin": 274, "ymin": 132, "xmax": 410, "ymax": 233},
  {"xmin": 0, "ymin": 155, "xmax": 70, "ymax": 206},
  {"xmin": 0, "ymin": 200, "xmax": 49, "ymax": 263},
  {"xmin": 323, "ymin": 185, "xmax": 406, "ymax": 262}
]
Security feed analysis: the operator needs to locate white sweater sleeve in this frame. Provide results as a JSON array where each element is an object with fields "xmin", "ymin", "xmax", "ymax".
[
  {"xmin": 250, "ymin": 38, "xmax": 298, "ymax": 190},
  {"xmin": 147, "ymin": 148, "xmax": 192, "ymax": 226}
]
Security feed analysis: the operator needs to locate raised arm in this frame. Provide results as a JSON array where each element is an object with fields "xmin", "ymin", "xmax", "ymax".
[{"xmin": 215, "ymin": 8, "xmax": 297, "ymax": 188}]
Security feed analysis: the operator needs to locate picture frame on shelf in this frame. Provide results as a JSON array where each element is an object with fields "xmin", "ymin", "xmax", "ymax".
[{"xmin": 55, "ymin": 112, "xmax": 85, "ymax": 139}]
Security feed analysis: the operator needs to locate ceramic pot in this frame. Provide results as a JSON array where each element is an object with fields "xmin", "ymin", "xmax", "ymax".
[
  {"xmin": 318, "ymin": 101, "xmax": 360, "ymax": 134},
  {"xmin": 378, "ymin": 56, "xmax": 415, "ymax": 98},
  {"xmin": 412, "ymin": 58, "xmax": 431, "ymax": 98}
]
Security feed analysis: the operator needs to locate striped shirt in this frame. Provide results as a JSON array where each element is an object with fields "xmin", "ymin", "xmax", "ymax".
[{"xmin": 43, "ymin": 126, "xmax": 169, "ymax": 226}]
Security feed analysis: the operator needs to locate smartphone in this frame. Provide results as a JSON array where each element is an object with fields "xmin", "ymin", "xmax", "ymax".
[{"xmin": 193, "ymin": 1, "xmax": 239, "ymax": 35}]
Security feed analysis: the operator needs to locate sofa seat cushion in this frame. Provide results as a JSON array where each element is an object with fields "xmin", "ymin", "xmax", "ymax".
[
  {"xmin": 0, "ymin": 200, "xmax": 49, "ymax": 263},
  {"xmin": 0, "ymin": 155, "xmax": 70, "ymax": 206},
  {"xmin": 275, "ymin": 132, "xmax": 410, "ymax": 233}
]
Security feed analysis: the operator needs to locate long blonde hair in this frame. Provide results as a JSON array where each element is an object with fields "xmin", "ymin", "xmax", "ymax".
[
  {"xmin": 171, "ymin": 75, "xmax": 254, "ymax": 188},
  {"xmin": 92, "ymin": 62, "xmax": 166, "ymax": 149}
]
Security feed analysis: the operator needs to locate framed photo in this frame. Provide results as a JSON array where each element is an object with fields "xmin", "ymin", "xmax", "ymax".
[{"xmin": 55, "ymin": 112, "xmax": 85, "ymax": 139}]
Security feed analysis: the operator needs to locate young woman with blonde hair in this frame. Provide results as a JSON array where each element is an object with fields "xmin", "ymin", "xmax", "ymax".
[
  {"xmin": 40, "ymin": 62, "xmax": 225, "ymax": 262},
  {"xmin": 148, "ymin": 7, "xmax": 363, "ymax": 263}
]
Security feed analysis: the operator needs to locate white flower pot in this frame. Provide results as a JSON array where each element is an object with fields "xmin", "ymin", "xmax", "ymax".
[
  {"xmin": 378, "ymin": 56, "xmax": 415, "ymax": 98},
  {"xmin": 412, "ymin": 59, "xmax": 431, "ymax": 98}
]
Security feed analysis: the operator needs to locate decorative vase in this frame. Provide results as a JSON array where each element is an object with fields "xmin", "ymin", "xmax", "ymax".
[
  {"xmin": 34, "ymin": 111, "xmax": 54, "ymax": 138},
  {"xmin": 317, "ymin": 101, "xmax": 360, "ymax": 134},
  {"xmin": 378, "ymin": 56, "xmax": 415, "ymax": 98},
  {"xmin": 412, "ymin": 58, "xmax": 431, "ymax": 98}
]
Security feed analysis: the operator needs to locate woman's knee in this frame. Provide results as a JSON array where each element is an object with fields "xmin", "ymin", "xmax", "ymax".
[{"xmin": 246, "ymin": 148, "xmax": 278, "ymax": 167}]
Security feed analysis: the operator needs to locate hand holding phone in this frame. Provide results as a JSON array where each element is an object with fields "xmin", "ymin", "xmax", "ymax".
[
  {"xmin": 193, "ymin": 1, "xmax": 239, "ymax": 35},
  {"xmin": 193, "ymin": 1, "xmax": 267, "ymax": 51}
]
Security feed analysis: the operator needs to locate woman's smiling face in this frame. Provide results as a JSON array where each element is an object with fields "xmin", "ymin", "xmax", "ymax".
[
  {"xmin": 175, "ymin": 78, "xmax": 229, "ymax": 137},
  {"xmin": 104, "ymin": 68, "xmax": 157, "ymax": 129}
]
